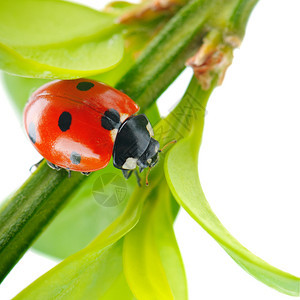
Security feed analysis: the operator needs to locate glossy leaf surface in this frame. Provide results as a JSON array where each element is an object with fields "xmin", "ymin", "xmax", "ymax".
[
  {"xmin": 0, "ymin": 0, "xmax": 117, "ymax": 47},
  {"xmin": 0, "ymin": 0, "xmax": 124, "ymax": 78},
  {"xmin": 13, "ymin": 181, "xmax": 151, "ymax": 299},
  {"xmin": 164, "ymin": 77, "xmax": 300, "ymax": 296},
  {"xmin": 33, "ymin": 165, "xmax": 134, "ymax": 259},
  {"xmin": 123, "ymin": 181, "xmax": 187, "ymax": 300},
  {"xmin": 14, "ymin": 239, "xmax": 136, "ymax": 300}
]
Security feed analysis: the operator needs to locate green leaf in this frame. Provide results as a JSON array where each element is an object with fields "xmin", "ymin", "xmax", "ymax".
[
  {"xmin": 14, "ymin": 239, "xmax": 135, "ymax": 300},
  {"xmin": 33, "ymin": 136, "xmax": 160, "ymax": 260},
  {"xmin": 123, "ymin": 180, "xmax": 187, "ymax": 300},
  {"xmin": 164, "ymin": 77, "xmax": 300, "ymax": 296},
  {"xmin": 14, "ymin": 176, "xmax": 161, "ymax": 299},
  {"xmin": 0, "ymin": 0, "xmax": 124, "ymax": 78},
  {"xmin": 33, "ymin": 164, "xmax": 135, "ymax": 259},
  {"xmin": 2, "ymin": 73, "xmax": 50, "ymax": 113},
  {"xmin": 14, "ymin": 165, "xmax": 177, "ymax": 299},
  {"xmin": 0, "ymin": 161, "xmax": 87, "ymax": 282},
  {"xmin": 86, "ymin": 179, "xmax": 157, "ymax": 252},
  {"xmin": 0, "ymin": 0, "xmax": 118, "ymax": 48},
  {"xmin": 0, "ymin": 34, "xmax": 124, "ymax": 79}
]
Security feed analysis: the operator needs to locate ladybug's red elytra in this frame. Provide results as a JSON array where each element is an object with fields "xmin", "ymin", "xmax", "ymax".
[{"xmin": 24, "ymin": 79, "xmax": 161, "ymax": 183}]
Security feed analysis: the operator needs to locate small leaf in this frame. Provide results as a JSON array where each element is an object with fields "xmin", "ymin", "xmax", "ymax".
[
  {"xmin": 123, "ymin": 180, "xmax": 187, "ymax": 300},
  {"xmin": 2, "ymin": 73, "xmax": 49, "ymax": 113},
  {"xmin": 86, "ymin": 179, "xmax": 156, "ymax": 252},
  {"xmin": 33, "ymin": 161, "xmax": 158, "ymax": 259},
  {"xmin": 164, "ymin": 77, "xmax": 300, "ymax": 296},
  {"xmin": 17, "ymin": 34, "xmax": 123, "ymax": 71},
  {"xmin": 0, "ymin": 0, "xmax": 117, "ymax": 48},
  {"xmin": 14, "ymin": 239, "xmax": 135, "ymax": 300},
  {"xmin": 0, "ymin": 0, "xmax": 124, "ymax": 78},
  {"xmin": 33, "ymin": 164, "xmax": 135, "ymax": 259},
  {"xmin": 0, "ymin": 34, "xmax": 124, "ymax": 79},
  {"xmin": 14, "ymin": 175, "xmax": 160, "ymax": 298}
]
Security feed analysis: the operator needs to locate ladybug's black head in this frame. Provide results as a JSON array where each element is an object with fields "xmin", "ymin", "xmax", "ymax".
[
  {"xmin": 112, "ymin": 114, "xmax": 162, "ymax": 184},
  {"xmin": 137, "ymin": 137, "xmax": 160, "ymax": 172},
  {"xmin": 113, "ymin": 114, "xmax": 159, "ymax": 171},
  {"xmin": 149, "ymin": 151, "xmax": 159, "ymax": 168}
]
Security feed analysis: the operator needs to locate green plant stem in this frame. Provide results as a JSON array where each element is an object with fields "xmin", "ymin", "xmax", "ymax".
[
  {"xmin": 0, "ymin": 161, "xmax": 86, "ymax": 281},
  {"xmin": 229, "ymin": 0, "xmax": 259, "ymax": 37},
  {"xmin": 115, "ymin": 0, "xmax": 213, "ymax": 108},
  {"xmin": 0, "ymin": 0, "xmax": 258, "ymax": 283},
  {"xmin": 116, "ymin": 0, "xmax": 259, "ymax": 108}
]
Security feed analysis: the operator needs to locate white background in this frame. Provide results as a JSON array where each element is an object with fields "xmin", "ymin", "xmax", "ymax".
[{"xmin": 0, "ymin": 0, "xmax": 300, "ymax": 299}]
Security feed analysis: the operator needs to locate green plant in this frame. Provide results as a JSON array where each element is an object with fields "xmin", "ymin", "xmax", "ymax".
[{"xmin": 0, "ymin": 0, "xmax": 299, "ymax": 298}]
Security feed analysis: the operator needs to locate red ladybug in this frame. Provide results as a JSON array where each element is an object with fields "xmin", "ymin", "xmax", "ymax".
[{"xmin": 24, "ymin": 79, "xmax": 160, "ymax": 182}]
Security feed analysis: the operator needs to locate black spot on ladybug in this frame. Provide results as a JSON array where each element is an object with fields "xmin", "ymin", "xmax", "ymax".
[
  {"xmin": 28, "ymin": 122, "xmax": 36, "ymax": 144},
  {"xmin": 70, "ymin": 151, "xmax": 81, "ymax": 165},
  {"xmin": 76, "ymin": 82, "xmax": 94, "ymax": 91},
  {"xmin": 101, "ymin": 108, "xmax": 121, "ymax": 130},
  {"xmin": 58, "ymin": 111, "xmax": 72, "ymax": 132}
]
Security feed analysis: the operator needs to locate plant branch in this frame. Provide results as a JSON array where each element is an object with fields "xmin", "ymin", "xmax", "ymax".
[
  {"xmin": 0, "ymin": 0, "xmax": 259, "ymax": 283},
  {"xmin": 0, "ymin": 161, "xmax": 86, "ymax": 281},
  {"xmin": 116, "ymin": 0, "xmax": 213, "ymax": 109}
]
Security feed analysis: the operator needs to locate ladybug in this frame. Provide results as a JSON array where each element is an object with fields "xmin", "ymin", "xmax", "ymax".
[{"xmin": 24, "ymin": 79, "xmax": 161, "ymax": 183}]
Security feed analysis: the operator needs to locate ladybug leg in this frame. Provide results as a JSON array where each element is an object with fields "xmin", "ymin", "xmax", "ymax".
[
  {"xmin": 66, "ymin": 169, "xmax": 71, "ymax": 178},
  {"xmin": 47, "ymin": 161, "xmax": 62, "ymax": 171},
  {"xmin": 81, "ymin": 172, "xmax": 91, "ymax": 176},
  {"xmin": 122, "ymin": 169, "xmax": 133, "ymax": 179},
  {"xmin": 121, "ymin": 169, "xmax": 141, "ymax": 187},
  {"xmin": 29, "ymin": 158, "xmax": 44, "ymax": 173},
  {"xmin": 46, "ymin": 160, "xmax": 71, "ymax": 178},
  {"xmin": 134, "ymin": 170, "xmax": 141, "ymax": 187}
]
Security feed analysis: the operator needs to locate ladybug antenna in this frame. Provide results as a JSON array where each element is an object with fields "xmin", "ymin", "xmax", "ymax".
[
  {"xmin": 159, "ymin": 140, "xmax": 177, "ymax": 153},
  {"xmin": 145, "ymin": 167, "xmax": 151, "ymax": 186}
]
